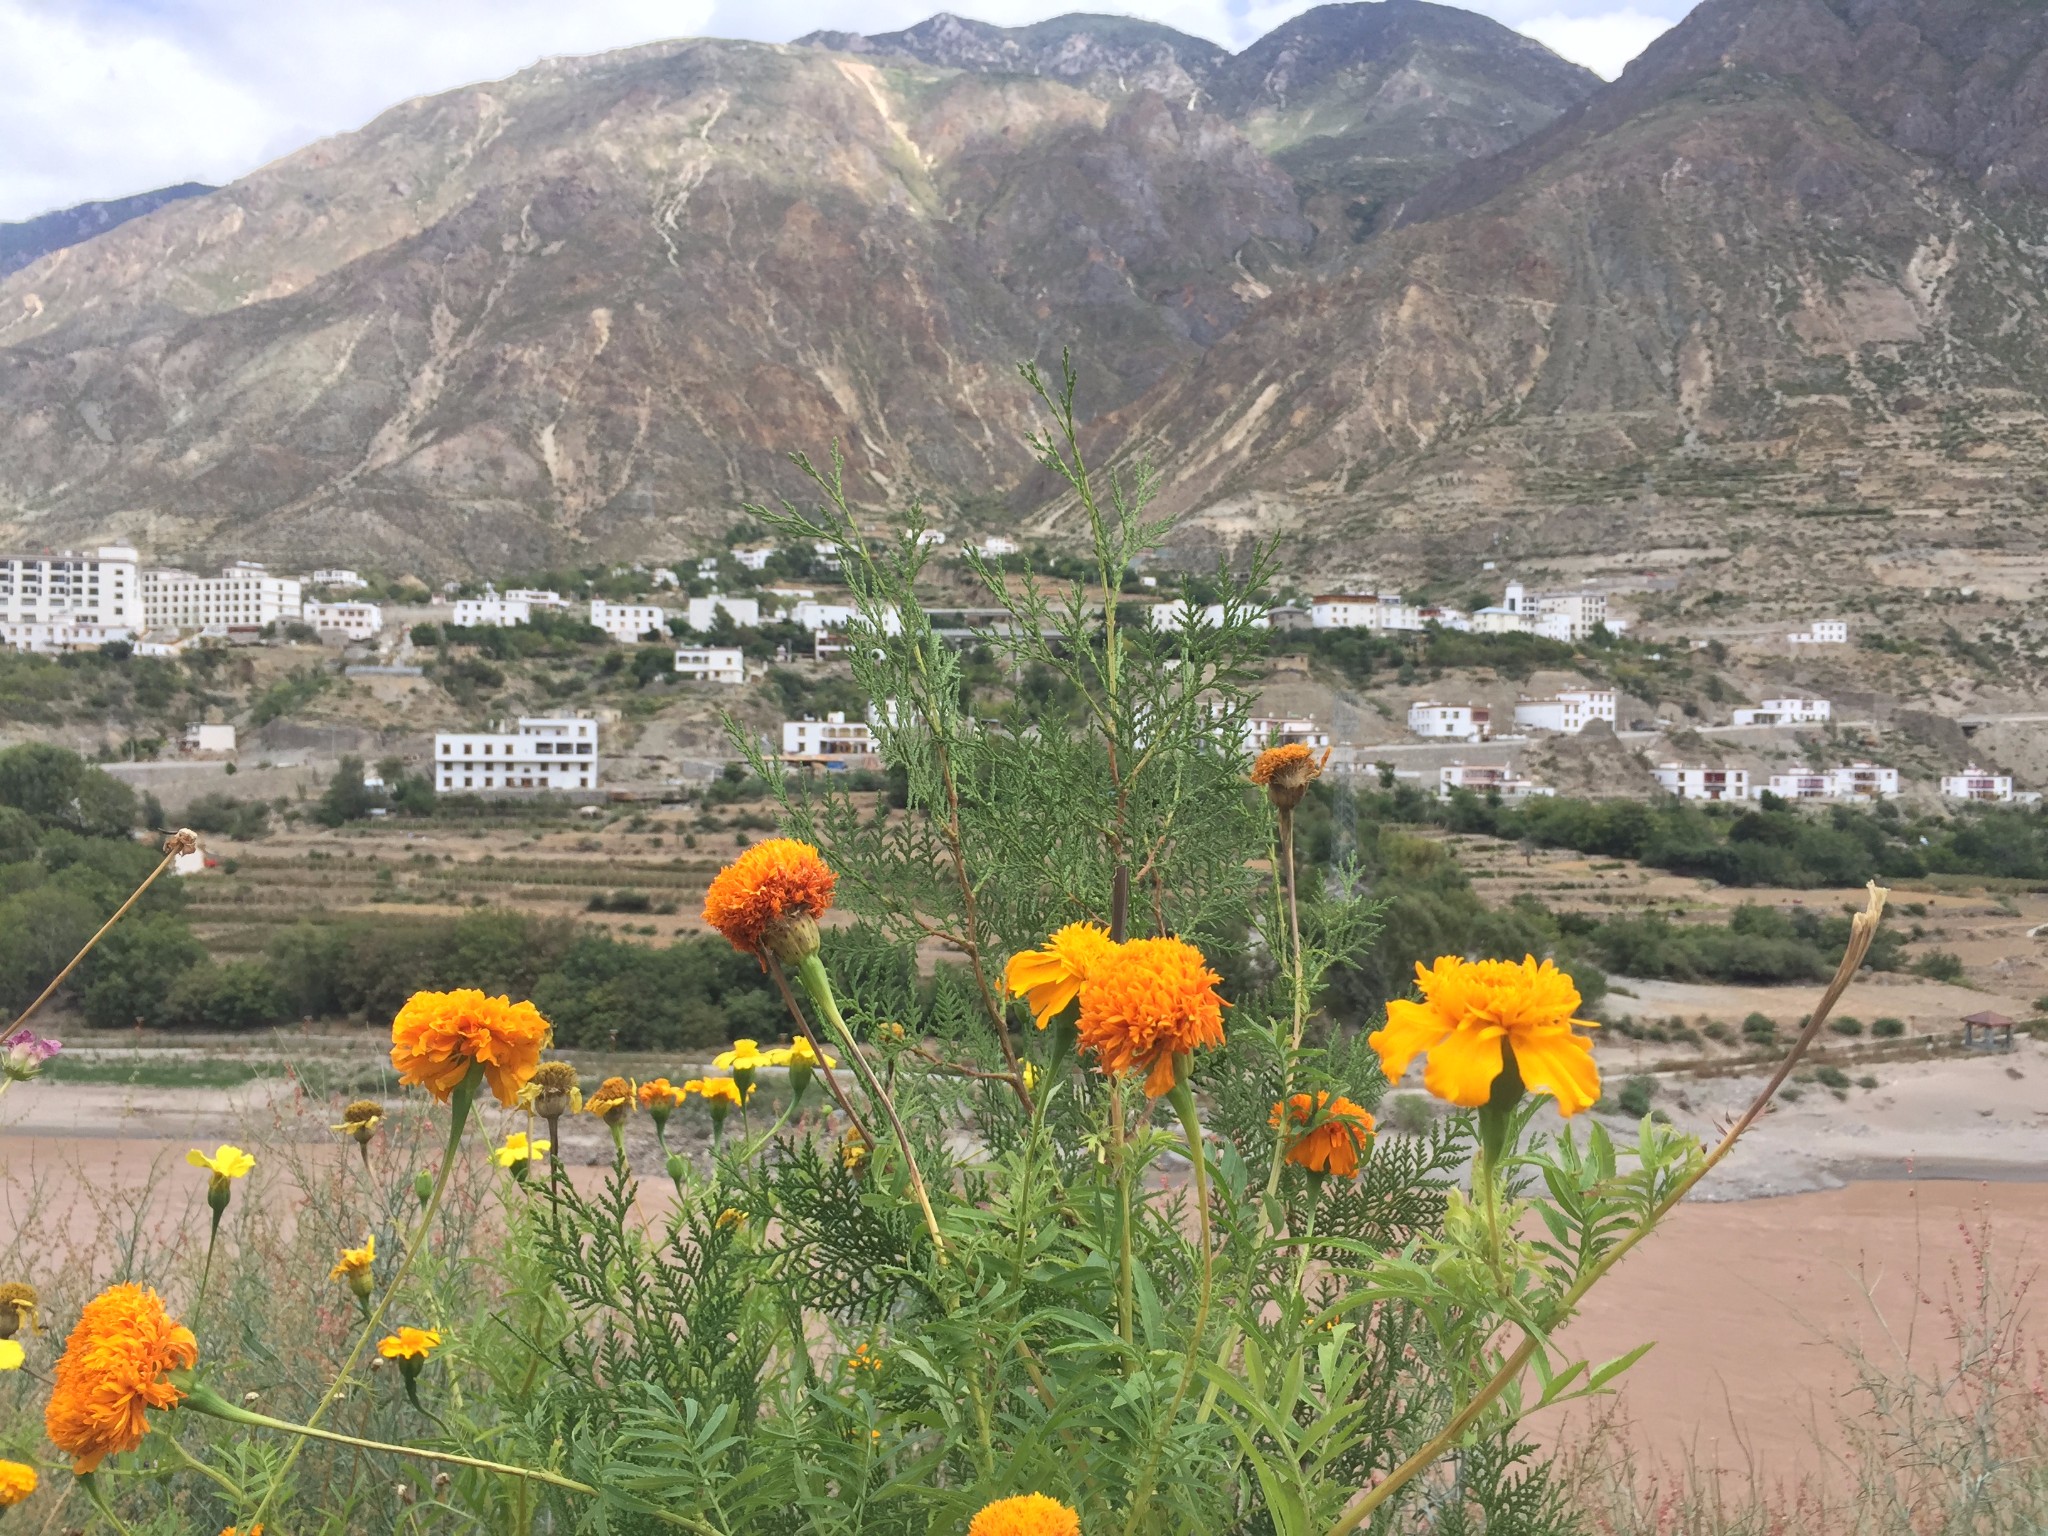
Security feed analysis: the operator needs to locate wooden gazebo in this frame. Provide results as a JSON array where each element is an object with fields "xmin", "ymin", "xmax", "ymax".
[{"xmin": 1961, "ymin": 1010, "xmax": 2016, "ymax": 1051}]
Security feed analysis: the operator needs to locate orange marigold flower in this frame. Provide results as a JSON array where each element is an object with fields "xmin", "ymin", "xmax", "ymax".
[
  {"xmin": 0, "ymin": 1459, "xmax": 35, "ymax": 1506},
  {"xmin": 44, "ymin": 1283, "xmax": 198, "ymax": 1473},
  {"xmin": 969, "ymin": 1493, "xmax": 1081, "ymax": 1536},
  {"xmin": 1005, "ymin": 923, "xmax": 1115, "ymax": 1028},
  {"xmin": 1251, "ymin": 743, "xmax": 1330, "ymax": 810},
  {"xmin": 390, "ymin": 989, "xmax": 549, "ymax": 1109},
  {"xmin": 702, "ymin": 839, "xmax": 835, "ymax": 959},
  {"xmin": 220, "ymin": 1525, "xmax": 263, "ymax": 1536},
  {"xmin": 1076, "ymin": 935, "xmax": 1227, "ymax": 1097},
  {"xmin": 638, "ymin": 1078, "xmax": 688, "ymax": 1111},
  {"xmin": 376, "ymin": 1327, "xmax": 442, "ymax": 1362},
  {"xmin": 1271, "ymin": 1092, "xmax": 1376, "ymax": 1177},
  {"xmin": 1370, "ymin": 955, "xmax": 1600, "ymax": 1115}
]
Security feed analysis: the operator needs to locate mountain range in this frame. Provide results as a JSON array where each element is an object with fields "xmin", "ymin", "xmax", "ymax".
[{"xmin": 1, "ymin": 0, "xmax": 2045, "ymax": 590}]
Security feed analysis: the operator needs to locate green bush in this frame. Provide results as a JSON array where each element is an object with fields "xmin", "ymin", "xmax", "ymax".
[
  {"xmin": 1910, "ymin": 949, "xmax": 1965, "ymax": 982},
  {"xmin": 1616, "ymin": 1075, "xmax": 1657, "ymax": 1117},
  {"xmin": 1741, "ymin": 1012, "xmax": 1778, "ymax": 1044},
  {"xmin": 1830, "ymin": 1016, "xmax": 1865, "ymax": 1036},
  {"xmin": 183, "ymin": 792, "xmax": 272, "ymax": 840},
  {"xmin": 1872, "ymin": 1016, "xmax": 1907, "ymax": 1038},
  {"xmin": 166, "ymin": 959, "xmax": 290, "ymax": 1030},
  {"xmin": 1813, "ymin": 1065, "xmax": 1851, "ymax": 1090}
]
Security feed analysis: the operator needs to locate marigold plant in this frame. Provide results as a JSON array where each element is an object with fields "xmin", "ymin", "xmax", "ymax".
[
  {"xmin": 44, "ymin": 1283, "xmax": 197, "ymax": 1472},
  {"xmin": 389, "ymin": 988, "xmax": 549, "ymax": 1108}
]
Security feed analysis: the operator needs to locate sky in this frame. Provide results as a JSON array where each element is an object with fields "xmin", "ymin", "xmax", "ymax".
[{"xmin": 0, "ymin": 0, "xmax": 1692, "ymax": 223}]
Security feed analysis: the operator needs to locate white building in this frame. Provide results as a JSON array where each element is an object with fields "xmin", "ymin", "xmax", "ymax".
[
  {"xmin": 1311, "ymin": 593, "xmax": 1424, "ymax": 632},
  {"xmin": 811, "ymin": 541, "xmax": 844, "ymax": 574},
  {"xmin": 310, "ymin": 568, "xmax": 367, "ymax": 591},
  {"xmin": 1513, "ymin": 583, "xmax": 1609, "ymax": 641},
  {"xmin": 1767, "ymin": 763, "xmax": 1900, "ymax": 801},
  {"xmin": 733, "ymin": 547, "xmax": 775, "ymax": 571},
  {"xmin": 675, "ymin": 646, "xmax": 746, "ymax": 684},
  {"xmin": 1439, "ymin": 763, "xmax": 1554, "ymax": 801},
  {"xmin": 977, "ymin": 536, "xmax": 1019, "ymax": 558},
  {"xmin": 1408, "ymin": 701, "xmax": 1492, "ymax": 742},
  {"xmin": 782, "ymin": 712, "xmax": 881, "ymax": 769},
  {"xmin": 589, "ymin": 599, "xmax": 669, "ymax": 643},
  {"xmin": 1513, "ymin": 689, "xmax": 1616, "ymax": 735},
  {"xmin": 1240, "ymin": 715, "xmax": 1330, "ymax": 752},
  {"xmin": 1148, "ymin": 600, "xmax": 1269, "ymax": 632},
  {"xmin": 686, "ymin": 594, "xmax": 762, "ymax": 631},
  {"xmin": 1789, "ymin": 620, "xmax": 1849, "ymax": 645},
  {"xmin": 914, "ymin": 529, "xmax": 948, "ymax": 547},
  {"xmin": 0, "ymin": 545, "xmax": 139, "ymax": 645},
  {"xmin": 505, "ymin": 589, "xmax": 570, "ymax": 610},
  {"xmin": 183, "ymin": 723, "xmax": 236, "ymax": 754},
  {"xmin": 143, "ymin": 562, "xmax": 302, "ymax": 632},
  {"xmin": 302, "ymin": 600, "xmax": 384, "ymax": 640},
  {"xmin": 451, "ymin": 594, "xmax": 531, "ymax": 628},
  {"xmin": 1941, "ymin": 764, "xmax": 2014, "ymax": 802},
  {"xmin": 1653, "ymin": 763, "xmax": 1751, "ymax": 802},
  {"xmin": 1731, "ymin": 697, "xmax": 1831, "ymax": 726},
  {"xmin": 434, "ymin": 716, "xmax": 598, "ymax": 793},
  {"xmin": 789, "ymin": 600, "xmax": 901, "ymax": 635}
]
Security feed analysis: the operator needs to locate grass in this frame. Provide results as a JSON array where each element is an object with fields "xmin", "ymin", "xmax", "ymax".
[{"xmin": 41, "ymin": 1054, "xmax": 281, "ymax": 1089}]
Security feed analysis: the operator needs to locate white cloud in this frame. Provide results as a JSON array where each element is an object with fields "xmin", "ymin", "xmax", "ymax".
[
  {"xmin": 1515, "ymin": 7, "xmax": 1676, "ymax": 79},
  {"xmin": 0, "ymin": 0, "xmax": 1691, "ymax": 222}
]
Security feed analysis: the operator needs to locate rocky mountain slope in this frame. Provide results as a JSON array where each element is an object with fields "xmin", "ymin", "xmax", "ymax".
[
  {"xmin": 1083, "ymin": 0, "xmax": 2048, "ymax": 614},
  {"xmin": 0, "ymin": 4, "xmax": 1593, "ymax": 571},
  {"xmin": 0, "ymin": 183, "xmax": 214, "ymax": 279}
]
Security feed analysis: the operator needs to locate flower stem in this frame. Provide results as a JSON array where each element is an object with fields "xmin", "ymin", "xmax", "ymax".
[
  {"xmin": 246, "ymin": 1068, "xmax": 479, "ymax": 1530},
  {"xmin": 77, "ymin": 1472, "xmax": 139, "ymax": 1536}
]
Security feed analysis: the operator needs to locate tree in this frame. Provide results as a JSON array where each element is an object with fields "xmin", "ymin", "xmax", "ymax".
[
  {"xmin": 0, "ymin": 742, "xmax": 136, "ymax": 836},
  {"xmin": 314, "ymin": 756, "xmax": 377, "ymax": 827},
  {"xmin": 82, "ymin": 914, "xmax": 208, "ymax": 1028}
]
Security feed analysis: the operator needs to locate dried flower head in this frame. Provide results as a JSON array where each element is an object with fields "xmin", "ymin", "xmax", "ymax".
[
  {"xmin": 701, "ymin": 839, "xmax": 836, "ymax": 962},
  {"xmin": 390, "ymin": 989, "xmax": 550, "ymax": 1109},
  {"xmin": 1370, "ymin": 955, "xmax": 1600, "ymax": 1115},
  {"xmin": 1005, "ymin": 923, "xmax": 1115, "ymax": 1028},
  {"xmin": 162, "ymin": 827, "xmax": 200, "ymax": 857},
  {"xmin": 45, "ymin": 1283, "xmax": 198, "ymax": 1472},
  {"xmin": 530, "ymin": 1060, "xmax": 581, "ymax": 1120},
  {"xmin": 1271, "ymin": 1092, "xmax": 1376, "ymax": 1178},
  {"xmin": 331, "ymin": 1099, "xmax": 384, "ymax": 1145},
  {"xmin": 1250, "ymin": 743, "xmax": 1330, "ymax": 810},
  {"xmin": 0, "ymin": 1460, "xmax": 36, "ymax": 1507},
  {"xmin": 0, "ymin": 1282, "xmax": 37, "ymax": 1340},
  {"xmin": 1076, "ymin": 935, "xmax": 1228, "ymax": 1097},
  {"xmin": 968, "ymin": 1494, "xmax": 1081, "ymax": 1536}
]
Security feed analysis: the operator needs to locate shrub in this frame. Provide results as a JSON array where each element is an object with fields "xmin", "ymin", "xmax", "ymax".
[
  {"xmin": 1741, "ymin": 1012, "xmax": 1778, "ymax": 1044},
  {"xmin": 1616, "ymin": 1075, "xmax": 1657, "ymax": 1117},
  {"xmin": 1829, "ymin": 1016, "xmax": 1865, "ymax": 1036},
  {"xmin": 1383, "ymin": 1093, "xmax": 1435, "ymax": 1136},
  {"xmin": 1702, "ymin": 1020, "xmax": 1734, "ymax": 1044},
  {"xmin": 1911, "ymin": 949, "xmax": 1965, "ymax": 982},
  {"xmin": 1872, "ymin": 1016, "xmax": 1907, "ymax": 1038},
  {"xmin": 1813, "ymin": 1064, "xmax": 1851, "ymax": 1090},
  {"xmin": 1857, "ymin": 1074, "xmax": 1880, "ymax": 1089}
]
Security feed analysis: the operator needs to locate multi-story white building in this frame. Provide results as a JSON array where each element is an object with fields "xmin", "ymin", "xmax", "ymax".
[
  {"xmin": 0, "ymin": 545, "xmax": 140, "ymax": 650},
  {"xmin": 789, "ymin": 600, "xmax": 903, "ymax": 636},
  {"xmin": 782, "ymin": 712, "xmax": 881, "ymax": 769},
  {"xmin": 451, "ymin": 594, "xmax": 531, "ymax": 628},
  {"xmin": 142, "ymin": 562, "xmax": 302, "ymax": 633},
  {"xmin": 915, "ymin": 529, "xmax": 948, "ymax": 547},
  {"xmin": 589, "ymin": 599, "xmax": 669, "ymax": 644},
  {"xmin": 1941, "ymin": 764, "xmax": 2014, "ymax": 802},
  {"xmin": 1514, "ymin": 689, "xmax": 1616, "ymax": 735},
  {"xmin": 505, "ymin": 589, "xmax": 570, "ymax": 610},
  {"xmin": 302, "ymin": 600, "xmax": 384, "ymax": 640},
  {"xmin": 1732, "ymin": 697, "xmax": 1831, "ymax": 726},
  {"xmin": 1148, "ymin": 600, "xmax": 1269, "ymax": 632},
  {"xmin": 977, "ymin": 536, "xmax": 1020, "ymax": 558},
  {"xmin": 686, "ymin": 594, "xmax": 762, "ymax": 631},
  {"xmin": 733, "ymin": 548, "xmax": 775, "ymax": 571},
  {"xmin": 310, "ymin": 568, "xmax": 367, "ymax": 591},
  {"xmin": 434, "ymin": 717, "xmax": 598, "ymax": 793},
  {"xmin": 1240, "ymin": 715, "xmax": 1330, "ymax": 752},
  {"xmin": 1408, "ymin": 701, "xmax": 1492, "ymax": 742},
  {"xmin": 675, "ymin": 646, "xmax": 746, "ymax": 684},
  {"xmin": 1789, "ymin": 620, "xmax": 1849, "ymax": 645},
  {"xmin": 1311, "ymin": 593, "xmax": 1424, "ymax": 632},
  {"xmin": 1767, "ymin": 763, "xmax": 1899, "ymax": 801},
  {"xmin": 1439, "ymin": 763, "xmax": 1554, "ymax": 801},
  {"xmin": 1653, "ymin": 763, "xmax": 1751, "ymax": 802}
]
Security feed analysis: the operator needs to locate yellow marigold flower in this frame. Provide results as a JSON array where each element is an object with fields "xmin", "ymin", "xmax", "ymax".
[
  {"xmin": 1271, "ymin": 1092, "xmax": 1375, "ymax": 1178},
  {"xmin": 1005, "ymin": 923, "xmax": 1115, "ymax": 1028},
  {"xmin": 491, "ymin": 1132, "xmax": 550, "ymax": 1168},
  {"xmin": 690, "ymin": 1077, "xmax": 747, "ymax": 1109},
  {"xmin": 1076, "ymin": 935, "xmax": 1227, "ymax": 1097},
  {"xmin": 390, "ymin": 988, "xmax": 549, "ymax": 1109},
  {"xmin": 44, "ymin": 1283, "xmax": 197, "ymax": 1472},
  {"xmin": 329, "ymin": 1234, "xmax": 376, "ymax": 1282},
  {"xmin": 847, "ymin": 1342, "xmax": 883, "ymax": 1373},
  {"xmin": 715, "ymin": 1207, "xmax": 746, "ymax": 1231},
  {"xmin": 702, "ymin": 839, "xmax": 836, "ymax": 960},
  {"xmin": 0, "ymin": 1339, "xmax": 20, "ymax": 1370},
  {"xmin": 782, "ymin": 1036, "xmax": 835, "ymax": 1069},
  {"xmin": 1370, "ymin": 955, "xmax": 1600, "ymax": 1115},
  {"xmin": 969, "ymin": 1493, "xmax": 1081, "ymax": 1536},
  {"xmin": 0, "ymin": 1459, "xmax": 36, "ymax": 1507},
  {"xmin": 584, "ymin": 1076, "xmax": 635, "ymax": 1121},
  {"xmin": 331, "ymin": 1099, "xmax": 383, "ymax": 1144},
  {"xmin": 186, "ymin": 1144, "xmax": 254, "ymax": 1180},
  {"xmin": 839, "ymin": 1131, "xmax": 871, "ymax": 1171},
  {"xmin": 376, "ymin": 1327, "xmax": 442, "ymax": 1363},
  {"xmin": 638, "ymin": 1078, "xmax": 688, "ymax": 1111},
  {"xmin": 714, "ymin": 1038, "xmax": 775, "ymax": 1072}
]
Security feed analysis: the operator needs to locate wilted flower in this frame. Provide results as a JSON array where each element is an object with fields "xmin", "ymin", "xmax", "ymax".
[
  {"xmin": 45, "ymin": 1284, "xmax": 198, "ymax": 1472},
  {"xmin": 1076, "ymin": 936, "xmax": 1227, "ymax": 1097},
  {"xmin": 702, "ymin": 839, "xmax": 836, "ymax": 964},
  {"xmin": 969, "ymin": 1494, "xmax": 1081, "ymax": 1536},
  {"xmin": 1250, "ymin": 742, "xmax": 1330, "ymax": 811},
  {"xmin": 530, "ymin": 1060, "xmax": 581, "ymax": 1120},
  {"xmin": 585, "ymin": 1077, "xmax": 634, "ymax": 1124},
  {"xmin": 390, "ymin": 989, "xmax": 549, "ymax": 1109},
  {"xmin": 0, "ymin": 1281, "xmax": 37, "ymax": 1340},
  {"xmin": 1005, "ymin": 924, "xmax": 1114, "ymax": 1029},
  {"xmin": 331, "ymin": 1099, "xmax": 383, "ymax": 1145},
  {"xmin": 0, "ymin": 1028, "xmax": 60, "ymax": 1082},
  {"xmin": 1271, "ymin": 1092, "xmax": 1376, "ymax": 1178},
  {"xmin": 330, "ymin": 1235, "xmax": 377, "ymax": 1305},
  {"xmin": 1370, "ymin": 955, "xmax": 1599, "ymax": 1116}
]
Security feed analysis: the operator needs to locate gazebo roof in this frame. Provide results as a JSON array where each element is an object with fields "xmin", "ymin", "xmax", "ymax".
[{"xmin": 1962, "ymin": 1010, "xmax": 2015, "ymax": 1027}]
